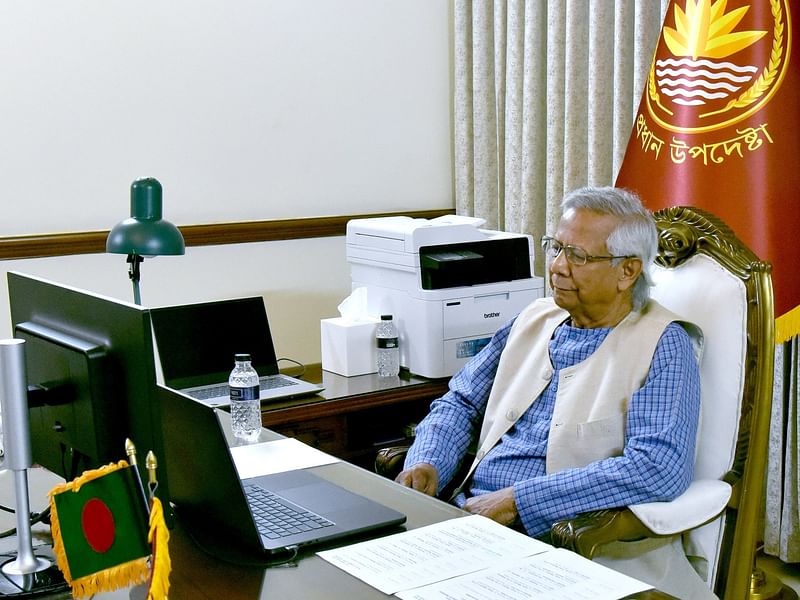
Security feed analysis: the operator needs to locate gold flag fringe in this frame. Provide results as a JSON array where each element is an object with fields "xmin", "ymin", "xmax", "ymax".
[
  {"xmin": 146, "ymin": 496, "xmax": 171, "ymax": 600},
  {"xmin": 48, "ymin": 460, "xmax": 150, "ymax": 599},
  {"xmin": 776, "ymin": 304, "xmax": 800, "ymax": 344},
  {"xmin": 66, "ymin": 557, "xmax": 149, "ymax": 600}
]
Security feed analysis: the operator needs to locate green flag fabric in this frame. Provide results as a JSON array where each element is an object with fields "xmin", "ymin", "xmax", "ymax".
[{"xmin": 49, "ymin": 460, "xmax": 152, "ymax": 597}]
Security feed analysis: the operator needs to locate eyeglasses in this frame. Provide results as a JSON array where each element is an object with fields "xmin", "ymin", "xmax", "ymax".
[{"xmin": 540, "ymin": 236, "xmax": 634, "ymax": 266}]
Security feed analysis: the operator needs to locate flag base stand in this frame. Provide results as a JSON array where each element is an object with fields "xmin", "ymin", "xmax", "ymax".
[
  {"xmin": 0, "ymin": 556, "xmax": 67, "ymax": 598},
  {"xmin": 0, "ymin": 470, "xmax": 69, "ymax": 599},
  {"xmin": 0, "ymin": 469, "xmax": 68, "ymax": 598},
  {"xmin": 0, "ymin": 340, "xmax": 68, "ymax": 597}
]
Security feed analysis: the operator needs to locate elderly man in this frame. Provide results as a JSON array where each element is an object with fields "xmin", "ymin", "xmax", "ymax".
[{"xmin": 397, "ymin": 187, "xmax": 711, "ymax": 598}]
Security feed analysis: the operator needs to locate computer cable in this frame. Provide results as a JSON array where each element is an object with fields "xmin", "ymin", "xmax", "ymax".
[
  {"xmin": 276, "ymin": 357, "xmax": 306, "ymax": 379},
  {"xmin": 181, "ymin": 522, "xmax": 300, "ymax": 568},
  {"xmin": 0, "ymin": 506, "xmax": 50, "ymax": 540}
]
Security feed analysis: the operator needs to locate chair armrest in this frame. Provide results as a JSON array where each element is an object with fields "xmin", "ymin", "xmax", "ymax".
[
  {"xmin": 375, "ymin": 445, "xmax": 411, "ymax": 479},
  {"xmin": 551, "ymin": 508, "xmax": 653, "ymax": 559},
  {"xmin": 628, "ymin": 479, "xmax": 731, "ymax": 535},
  {"xmin": 550, "ymin": 479, "xmax": 732, "ymax": 559}
]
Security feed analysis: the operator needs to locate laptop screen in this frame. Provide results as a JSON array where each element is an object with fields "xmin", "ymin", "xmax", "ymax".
[{"xmin": 151, "ymin": 297, "xmax": 280, "ymax": 390}]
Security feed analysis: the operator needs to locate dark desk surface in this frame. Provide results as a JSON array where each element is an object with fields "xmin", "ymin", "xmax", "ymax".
[
  {"xmin": 169, "ymin": 456, "xmax": 465, "ymax": 598},
  {"xmin": 1, "ymin": 373, "xmax": 676, "ymax": 600},
  {"xmin": 169, "ymin": 421, "xmax": 676, "ymax": 600},
  {"xmin": 3, "ymin": 465, "xmax": 675, "ymax": 600}
]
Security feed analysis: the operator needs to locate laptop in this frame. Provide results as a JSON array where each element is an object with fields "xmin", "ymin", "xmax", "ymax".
[
  {"xmin": 158, "ymin": 385, "xmax": 407, "ymax": 560},
  {"xmin": 150, "ymin": 297, "xmax": 323, "ymax": 406}
]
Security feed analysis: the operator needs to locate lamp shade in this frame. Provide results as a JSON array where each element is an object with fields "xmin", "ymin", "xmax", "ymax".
[{"xmin": 106, "ymin": 178, "xmax": 185, "ymax": 257}]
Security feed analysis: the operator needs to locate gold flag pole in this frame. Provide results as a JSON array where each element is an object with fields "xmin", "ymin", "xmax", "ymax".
[{"xmin": 144, "ymin": 450, "xmax": 170, "ymax": 600}]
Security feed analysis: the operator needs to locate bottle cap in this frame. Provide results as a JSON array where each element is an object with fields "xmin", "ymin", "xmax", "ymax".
[
  {"xmin": 380, "ymin": 314, "xmax": 393, "ymax": 320},
  {"xmin": 234, "ymin": 353, "xmax": 251, "ymax": 361}
]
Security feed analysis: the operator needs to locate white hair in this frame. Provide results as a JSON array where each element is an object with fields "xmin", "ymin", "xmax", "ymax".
[{"xmin": 560, "ymin": 186, "xmax": 657, "ymax": 311}]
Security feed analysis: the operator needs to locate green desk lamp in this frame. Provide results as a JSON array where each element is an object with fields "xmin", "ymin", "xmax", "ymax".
[{"xmin": 106, "ymin": 177, "xmax": 185, "ymax": 305}]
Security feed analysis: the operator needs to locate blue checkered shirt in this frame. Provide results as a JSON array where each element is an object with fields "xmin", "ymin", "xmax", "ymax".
[{"xmin": 404, "ymin": 316, "xmax": 700, "ymax": 537}]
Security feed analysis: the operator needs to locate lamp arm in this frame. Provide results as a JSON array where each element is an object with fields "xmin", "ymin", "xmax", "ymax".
[{"xmin": 126, "ymin": 254, "xmax": 144, "ymax": 305}]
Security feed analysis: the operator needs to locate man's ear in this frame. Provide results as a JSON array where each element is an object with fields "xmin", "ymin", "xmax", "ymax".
[{"xmin": 618, "ymin": 258, "xmax": 643, "ymax": 291}]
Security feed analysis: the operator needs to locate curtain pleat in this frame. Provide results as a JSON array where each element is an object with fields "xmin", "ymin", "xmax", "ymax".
[
  {"xmin": 766, "ymin": 339, "xmax": 800, "ymax": 562},
  {"xmin": 454, "ymin": 0, "xmax": 475, "ymax": 220},
  {"xmin": 562, "ymin": 1, "xmax": 589, "ymax": 191},
  {"xmin": 501, "ymin": 0, "xmax": 522, "ymax": 235},
  {"xmin": 543, "ymin": 2, "xmax": 566, "ymax": 237},
  {"xmin": 612, "ymin": 3, "xmax": 635, "ymax": 178},
  {"xmin": 518, "ymin": 1, "xmax": 547, "ymax": 240},
  {"xmin": 587, "ymin": 4, "xmax": 614, "ymax": 186}
]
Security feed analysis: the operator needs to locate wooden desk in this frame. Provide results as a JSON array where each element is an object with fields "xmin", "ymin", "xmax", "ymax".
[
  {"xmin": 3, "ymin": 446, "xmax": 676, "ymax": 599},
  {"xmin": 168, "ymin": 424, "xmax": 677, "ymax": 600},
  {"xmin": 264, "ymin": 365, "xmax": 449, "ymax": 468}
]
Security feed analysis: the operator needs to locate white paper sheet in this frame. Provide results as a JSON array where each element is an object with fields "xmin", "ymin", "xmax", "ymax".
[
  {"xmin": 317, "ymin": 514, "xmax": 550, "ymax": 595},
  {"xmin": 229, "ymin": 437, "xmax": 339, "ymax": 479},
  {"xmin": 318, "ymin": 514, "xmax": 652, "ymax": 599},
  {"xmin": 395, "ymin": 548, "xmax": 653, "ymax": 600}
]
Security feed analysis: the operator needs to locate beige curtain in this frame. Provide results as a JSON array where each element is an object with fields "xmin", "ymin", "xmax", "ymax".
[
  {"xmin": 766, "ymin": 340, "xmax": 800, "ymax": 562},
  {"xmin": 453, "ymin": 0, "xmax": 667, "ymax": 276},
  {"xmin": 452, "ymin": 0, "xmax": 798, "ymax": 564}
]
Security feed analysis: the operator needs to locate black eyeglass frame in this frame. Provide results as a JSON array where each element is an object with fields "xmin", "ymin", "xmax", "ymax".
[{"xmin": 540, "ymin": 235, "xmax": 636, "ymax": 266}]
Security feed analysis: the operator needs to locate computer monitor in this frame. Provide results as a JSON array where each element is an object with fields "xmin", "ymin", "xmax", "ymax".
[{"xmin": 6, "ymin": 272, "xmax": 166, "ymax": 501}]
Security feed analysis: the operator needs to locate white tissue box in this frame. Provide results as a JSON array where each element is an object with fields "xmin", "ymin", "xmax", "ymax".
[{"xmin": 320, "ymin": 317, "xmax": 379, "ymax": 377}]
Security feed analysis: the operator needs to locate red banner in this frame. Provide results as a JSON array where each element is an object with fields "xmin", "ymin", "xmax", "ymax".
[{"xmin": 616, "ymin": 0, "xmax": 800, "ymax": 342}]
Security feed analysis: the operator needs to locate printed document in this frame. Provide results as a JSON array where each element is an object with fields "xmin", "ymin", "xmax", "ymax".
[
  {"xmin": 318, "ymin": 515, "xmax": 547, "ymax": 594},
  {"xmin": 395, "ymin": 548, "xmax": 651, "ymax": 600},
  {"xmin": 318, "ymin": 514, "xmax": 652, "ymax": 599}
]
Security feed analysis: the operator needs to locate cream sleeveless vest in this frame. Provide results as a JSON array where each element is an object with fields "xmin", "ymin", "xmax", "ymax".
[{"xmin": 458, "ymin": 297, "xmax": 696, "ymax": 488}]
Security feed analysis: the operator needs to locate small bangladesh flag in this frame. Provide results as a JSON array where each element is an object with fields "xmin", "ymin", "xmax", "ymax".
[{"xmin": 48, "ymin": 458, "xmax": 170, "ymax": 599}]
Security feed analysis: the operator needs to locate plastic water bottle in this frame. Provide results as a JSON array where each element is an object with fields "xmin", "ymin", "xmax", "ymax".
[
  {"xmin": 376, "ymin": 314, "xmax": 400, "ymax": 377},
  {"xmin": 229, "ymin": 353, "xmax": 262, "ymax": 441}
]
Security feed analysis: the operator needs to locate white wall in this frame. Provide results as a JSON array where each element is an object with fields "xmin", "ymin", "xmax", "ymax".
[
  {"xmin": 1, "ymin": 239, "xmax": 350, "ymax": 364},
  {"xmin": 0, "ymin": 1, "xmax": 453, "ymax": 364}
]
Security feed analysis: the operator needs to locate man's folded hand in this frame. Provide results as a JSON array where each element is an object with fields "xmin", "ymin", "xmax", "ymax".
[
  {"xmin": 395, "ymin": 463, "xmax": 439, "ymax": 496},
  {"xmin": 463, "ymin": 487, "xmax": 518, "ymax": 526}
]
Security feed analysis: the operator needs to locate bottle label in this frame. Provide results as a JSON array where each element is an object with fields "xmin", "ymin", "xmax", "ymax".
[
  {"xmin": 377, "ymin": 337, "xmax": 398, "ymax": 349},
  {"xmin": 230, "ymin": 385, "xmax": 260, "ymax": 401}
]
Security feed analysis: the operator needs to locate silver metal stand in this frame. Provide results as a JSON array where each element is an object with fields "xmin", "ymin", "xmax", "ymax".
[{"xmin": 0, "ymin": 339, "xmax": 66, "ymax": 596}]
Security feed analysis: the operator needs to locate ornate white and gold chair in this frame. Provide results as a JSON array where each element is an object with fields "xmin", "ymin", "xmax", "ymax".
[
  {"xmin": 550, "ymin": 206, "xmax": 778, "ymax": 599},
  {"xmin": 376, "ymin": 206, "xmax": 781, "ymax": 599}
]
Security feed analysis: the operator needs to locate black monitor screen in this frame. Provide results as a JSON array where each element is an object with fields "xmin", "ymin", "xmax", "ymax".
[{"xmin": 7, "ymin": 272, "xmax": 164, "ymax": 494}]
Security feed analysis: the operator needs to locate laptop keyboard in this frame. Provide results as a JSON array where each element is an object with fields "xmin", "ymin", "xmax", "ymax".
[
  {"xmin": 187, "ymin": 376, "xmax": 296, "ymax": 401},
  {"xmin": 245, "ymin": 484, "xmax": 335, "ymax": 540}
]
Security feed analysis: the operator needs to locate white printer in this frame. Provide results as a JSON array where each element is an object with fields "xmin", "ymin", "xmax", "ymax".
[{"xmin": 346, "ymin": 215, "xmax": 544, "ymax": 379}]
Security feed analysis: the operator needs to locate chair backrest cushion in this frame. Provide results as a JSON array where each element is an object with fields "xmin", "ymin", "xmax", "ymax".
[
  {"xmin": 650, "ymin": 253, "xmax": 748, "ymax": 585},
  {"xmin": 650, "ymin": 253, "xmax": 747, "ymax": 481}
]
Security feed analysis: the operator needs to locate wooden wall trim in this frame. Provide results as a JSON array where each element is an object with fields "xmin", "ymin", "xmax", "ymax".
[{"xmin": 0, "ymin": 209, "xmax": 455, "ymax": 260}]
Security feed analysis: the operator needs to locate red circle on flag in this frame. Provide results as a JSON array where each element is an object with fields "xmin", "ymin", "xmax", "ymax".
[{"xmin": 81, "ymin": 497, "xmax": 116, "ymax": 553}]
